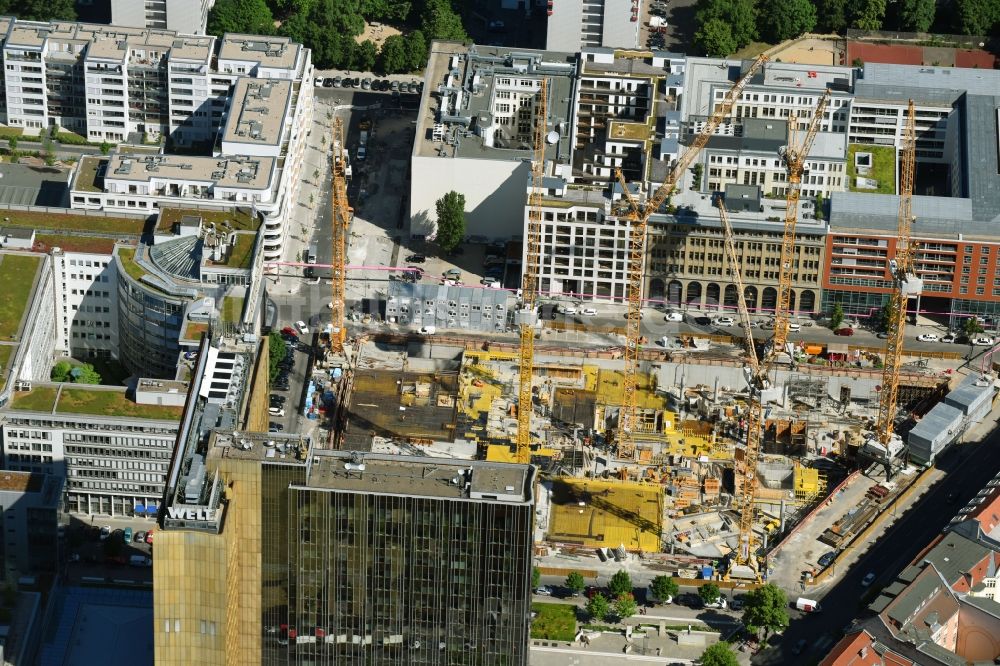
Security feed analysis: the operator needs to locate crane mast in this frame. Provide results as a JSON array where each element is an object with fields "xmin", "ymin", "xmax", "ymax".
[
  {"xmin": 732, "ymin": 92, "xmax": 830, "ymax": 566},
  {"xmin": 770, "ymin": 91, "xmax": 830, "ymax": 358},
  {"xmin": 614, "ymin": 54, "xmax": 768, "ymax": 459},
  {"xmin": 330, "ymin": 117, "xmax": 351, "ymax": 354},
  {"xmin": 875, "ymin": 101, "xmax": 917, "ymax": 452},
  {"xmin": 515, "ymin": 78, "xmax": 548, "ymax": 465}
]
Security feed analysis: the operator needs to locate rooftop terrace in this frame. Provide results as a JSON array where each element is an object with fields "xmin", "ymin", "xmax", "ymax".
[
  {"xmin": 101, "ymin": 153, "xmax": 275, "ymax": 191},
  {"xmin": 221, "ymin": 78, "xmax": 291, "ymax": 148},
  {"xmin": 9, "ymin": 383, "xmax": 183, "ymax": 420}
]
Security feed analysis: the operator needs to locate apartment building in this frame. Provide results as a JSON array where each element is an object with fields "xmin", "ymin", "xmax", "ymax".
[
  {"xmin": 50, "ymin": 248, "xmax": 120, "ymax": 360},
  {"xmin": 1, "ymin": 382, "xmax": 183, "ymax": 515},
  {"xmin": 411, "ymin": 42, "xmax": 576, "ymax": 239},
  {"xmin": 546, "ymin": 0, "xmax": 641, "ymax": 52},
  {"xmin": 110, "ymin": 0, "xmax": 216, "ymax": 35}
]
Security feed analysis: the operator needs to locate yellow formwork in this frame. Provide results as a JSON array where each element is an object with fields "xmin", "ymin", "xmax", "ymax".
[
  {"xmin": 548, "ymin": 478, "xmax": 663, "ymax": 552},
  {"xmin": 486, "ymin": 444, "xmax": 556, "ymax": 463},
  {"xmin": 795, "ymin": 465, "xmax": 821, "ymax": 495},
  {"xmin": 587, "ymin": 367, "xmax": 668, "ymax": 411}
]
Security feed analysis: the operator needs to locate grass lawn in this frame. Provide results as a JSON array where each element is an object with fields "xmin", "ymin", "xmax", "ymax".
[
  {"xmin": 0, "ymin": 254, "xmax": 41, "ymax": 341},
  {"xmin": 222, "ymin": 295, "xmax": 245, "ymax": 324},
  {"xmin": 35, "ymin": 234, "xmax": 118, "ymax": 254},
  {"xmin": 0, "ymin": 344, "xmax": 13, "ymax": 390},
  {"xmin": 73, "ymin": 156, "xmax": 105, "ymax": 192},
  {"xmin": 217, "ymin": 233, "xmax": 256, "ymax": 269},
  {"xmin": 116, "ymin": 247, "xmax": 147, "ymax": 283},
  {"xmin": 9, "ymin": 386, "xmax": 58, "ymax": 412},
  {"xmin": 56, "ymin": 387, "xmax": 183, "ymax": 420},
  {"xmin": 848, "ymin": 144, "xmax": 896, "ymax": 194},
  {"xmin": 0, "ymin": 208, "xmax": 146, "ymax": 234},
  {"xmin": 733, "ymin": 41, "xmax": 774, "ymax": 59},
  {"xmin": 181, "ymin": 322, "xmax": 209, "ymax": 342},
  {"xmin": 158, "ymin": 207, "xmax": 260, "ymax": 233},
  {"xmin": 531, "ymin": 603, "xmax": 577, "ymax": 641}
]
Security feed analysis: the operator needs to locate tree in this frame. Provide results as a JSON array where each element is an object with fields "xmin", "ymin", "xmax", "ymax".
[
  {"xmin": 42, "ymin": 138, "xmax": 55, "ymax": 166},
  {"xmin": 51, "ymin": 361, "xmax": 72, "ymax": 382},
  {"xmin": 99, "ymin": 141, "xmax": 112, "ymax": 156},
  {"xmin": 692, "ymin": 163, "xmax": 704, "ymax": 190},
  {"xmin": 814, "ymin": 191, "xmax": 825, "ymax": 220},
  {"xmin": 695, "ymin": 0, "xmax": 756, "ymax": 53},
  {"xmin": 361, "ymin": 0, "xmax": 412, "ymax": 22},
  {"xmin": 378, "ymin": 34, "xmax": 409, "ymax": 74},
  {"xmin": 742, "ymin": 583, "xmax": 790, "ymax": 638},
  {"xmin": 758, "ymin": 0, "xmax": 816, "ymax": 42},
  {"xmin": 6, "ymin": 137, "xmax": 16, "ymax": 152},
  {"xmin": 0, "ymin": 0, "xmax": 76, "ymax": 21},
  {"xmin": 434, "ymin": 191, "xmax": 466, "ymax": 252},
  {"xmin": 268, "ymin": 331, "xmax": 285, "ymax": 382},
  {"xmin": 613, "ymin": 593, "xmax": 638, "ymax": 620},
  {"xmin": 851, "ymin": 0, "xmax": 887, "ymax": 30},
  {"xmin": 586, "ymin": 592, "xmax": 609, "ymax": 621},
  {"xmin": 830, "ymin": 303, "xmax": 845, "ymax": 331},
  {"xmin": 700, "ymin": 641, "xmax": 740, "ymax": 666},
  {"xmin": 270, "ymin": 0, "xmax": 317, "ymax": 17},
  {"xmin": 353, "ymin": 40, "xmax": 378, "ymax": 73},
  {"xmin": 207, "ymin": 0, "xmax": 275, "ymax": 37},
  {"xmin": 895, "ymin": 0, "xmax": 935, "ymax": 31},
  {"xmin": 421, "ymin": 0, "xmax": 468, "ymax": 41},
  {"xmin": 566, "ymin": 571, "xmax": 586, "ymax": 596},
  {"xmin": 74, "ymin": 363, "xmax": 102, "ymax": 384},
  {"xmin": 532, "ymin": 566, "xmax": 541, "ymax": 589},
  {"xmin": 608, "ymin": 569, "xmax": 633, "ymax": 597},
  {"xmin": 651, "ymin": 575, "xmax": 679, "ymax": 603},
  {"xmin": 952, "ymin": 0, "xmax": 997, "ymax": 35},
  {"xmin": 699, "ymin": 582, "xmax": 721, "ymax": 605},
  {"xmin": 874, "ymin": 296, "xmax": 897, "ymax": 333},
  {"xmin": 405, "ymin": 30, "xmax": 429, "ymax": 72},
  {"xmin": 963, "ymin": 316, "xmax": 984, "ymax": 338},
  {"xmin": 814, "ymin": 0, "xmax": 848, "ymax": 32}
]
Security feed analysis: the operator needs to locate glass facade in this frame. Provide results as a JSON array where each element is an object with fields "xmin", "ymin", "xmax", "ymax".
[
  {"xmin": 261, "ymin": 464, "xmax": 533, "ymax": 666},
  {"xmin": 116, "ymin": 261, "xmax": 186, "ymax": 378},
  {"xmin": 821, "ymin": 288, "xmax": 889, "ymax": 317}
]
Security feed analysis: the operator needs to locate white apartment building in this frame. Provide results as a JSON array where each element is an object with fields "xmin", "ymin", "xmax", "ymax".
[
  {"xmin": 0, "ymin": 18, "xmax": 312, "ymax": 147},
  {"xmin": 50, "ymin": 249, "xmax": 120, "ymax": 360},
  {"xmin": 110, "ymin": 0, "xmax": 216, "ymax": 35},
  {"xmin": 546, "ymin": 0, "xmax": 641, "ymax": 52},
  {"xmin": 1, "ymin": 382, "xmax": 183, "ymax": 515}
]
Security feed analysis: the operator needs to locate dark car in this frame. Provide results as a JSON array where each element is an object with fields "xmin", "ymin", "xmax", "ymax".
[
  {"xmin": 405, "ymin": 254, "xmax": 426, "ymax": 263},
  {"xmin": 792, "ymin": 639, "xmax": 807, "ymax": 655},
  {"xmin": 834, "ymin": 327, "xmax": 855, "ymax": 336},
  {"xmin": 694, "ymin": 316, "xmax": 712, "ymax": 326},
  {"xmin": 818, "ymin": 551, "xmax": 836, "ymax": 567},
  {"xmin": 304, "ymin": 266, "xmax": 316, "ymax": 279},
  {"xmin": 269, "ymin": 422, "xmax": 284, "ymax": 433},
  {"xmin": 323, "ymin": 78, "xmax": 334, "ymax": 87}
]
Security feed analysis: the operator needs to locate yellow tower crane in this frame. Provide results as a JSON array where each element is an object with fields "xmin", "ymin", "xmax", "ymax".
[
  {"xmin": 613, "ymin": 54, "xmax": 768, "ymax": 460},
  {"xmin": 330, "ymin": 117, "xmax": 351, "ymax": 354},
  {"xmin": 870, "ymin": 100, "xmax": 918, "ymax": 467},
  {"xmin": 514, "ymin": 78, "xmax": 549, "ymax": 465},
  {"xmin": 733, "ymin": 92, "xmax": 831, "ymax": 567}
]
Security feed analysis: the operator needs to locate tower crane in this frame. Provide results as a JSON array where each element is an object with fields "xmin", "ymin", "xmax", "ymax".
[
  {"xmin": 514, "ymin": 78, "xmax": 548, "ymax": 465},
  {"xmin": 330, "ymin": 117, "xmax": 351, "ymax": 354},
  {"xmin": 732, "ymin": 92, "xmax": 831, "ymax": 567},
  {"xmin": 770, "ymin": 91, "xmax": 830, "ymax": 360},
  {"xmin": 613, "ymin": 54, "xmax": 768, "ymax": 460},
  {"xmin": 869, "ymin": 100, "xmax": 918, "ymax": 468}
]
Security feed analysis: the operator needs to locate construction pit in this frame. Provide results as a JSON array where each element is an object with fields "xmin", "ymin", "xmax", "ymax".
[{"xmin": 330, "ymin": 339, "xmax": 953, "ymax": 568}]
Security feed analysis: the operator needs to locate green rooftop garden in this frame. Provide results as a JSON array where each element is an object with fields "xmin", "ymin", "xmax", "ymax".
[
  {"xmin": 116, "ymin": 247, "xmax": 148, "ymax": 283},
  {"xmin": 56, "ymin": 387, "xmax": 183, "ymax": 420},
  {"xmin": 181, "ymin": 321, "xmax": 209, "ymax": 342},
  {"xmin": 9, "ymin": 386, "xmax": 58, "ymax": 413},
  {"xmin": 73, "ymin": 156, "xmax": 105, "ymax": 193},
  {"xmin": 35, "ymin": 234, "xmax": 117, "ymax": 254},
  {"xmin": 531, "ymin": 603, "xmax": 576, "ymax": 641},
  {"xmin": 0, "ymin": 209, "xmax": 145, "ymax": 234},
  {"xmin": 158, "ymin": 207, "xmax": 260, "ymax": 233},
  {"xmin": 220, "ymin": 233, "xmax": 256, "ymax": 269},
  {"xmin": 0, "ymin": 344, "xmax": 13, "ymax": 392},
  {"xmin": 222, "ymin": 295, "xmax": 244, "ymax": 324},
  {"xmin": 847, "ymin": 144, "xmax": 897, "ymax": 195},
  {"xmin": 0, "ymin": 254, "xmax": 41, "ymax": 341}
]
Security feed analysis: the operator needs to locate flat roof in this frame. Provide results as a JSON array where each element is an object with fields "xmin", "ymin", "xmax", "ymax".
[
  {"xmin": 101, "ymin": 153, "xmax": 275, "ymax": 191},
  {"xmin": 8, "ymin": 383, "xmax": 183, "ymax": 421},
  {"xmin": 221, "ymin": 78, "xmax": 291, "ymax": 148},
  {"xmin": 218, "ymin": 33, "xmax": 300, "ymax": 70},
  {"xmin": 830, "ymin": 191, "xmax": 982, "ymax": 237},
  {"xmin": 0, "ymin": 470, "xmax": 43, "ymax": 493},
  {"xmin": 301, "ymin": 451, "xmax": 533, "ymax": 503},
  {"xmin": 0, "ymin": 251, "xmax": 43, "ymax": 395}
]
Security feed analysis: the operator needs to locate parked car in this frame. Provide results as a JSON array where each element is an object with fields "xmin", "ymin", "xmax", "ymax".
[
  {"xmin": 269, "ymin": 422, "xmax": 284, "ymax": 433},
  {"xmin": 271, "ymin": 394, "xmax": 286, "ymax": 404},
  {"xmin": 693, "ymin": 316, "xmax": 712, "ymax": 326},
  {"xmin": 558, "ymin": 305, "xmax": 578, "ymax": 315},
  {"xmin": 134, "ymin": 531, "xmax": 147, "ymax": 543},
  {"xmin": 405, "ymin": 254, "xmax": 426, "ymax": 263},
  {"xmin": 973, "ymin": 337, "xmax": 995, "ymax": 346},
  {"xmin": 146, "ymin": 529, "xmax": 154, "ymax": 543},
  {"xmin": 361, "ymin": 77, "xmax": 372, "ymax": 90},
  {"xmin": 876, "ymin": 331, "xmax": 889, "ymax": 339},
  {"xmin": 916, "ymin": 333, "xmax": 940, "ymax": 342},
  {"xmin": 664, "ymin": 311, "xmax": 684, "ymax": 322},
  {"xmin": 295, "ymin": 320, "xmax": 309, "ymax": 335},
  {"xmin": 580, "ymin": 307, "xmax": 598, "ymax": 316},
  {"xmin": 332, "ymin": 76, "xmax": 342, "ymax": 87},
  {"xmin": 834, "ymin": 327, "xmax": 855, "ymax": 336},
  {"xmin": 419, "ymin": 326, "xmax": 437, "ymax": 335},
  {"xmin": 788, "ymin": 322, "xmax": 802, "ymax": 332},
  {"xmin": 534, "ymin": 586, "xmax": 553, "ymax": 596},
  {"xmin": 99, "ymin": 525, "xmax": 111, "ymax": 540},
  {"xmin": 123, "ymin": 527, "xmax": 133, "ymax": 543},
  {"xmin": 715, "ymin": 316, "xmax": 736, "ymax": 326},
  {"xmin": 444, "ymin": 268, "xmax": 462, "ymax": 279},
  {"xmin": 942, "ymin": 333, "xmax": 957, "ymax": 343},
  {"xmin": 792, "ymin": 639, "xmax": 807, "ymax": 655},
  {"xmin": 269, "ymin": 407, "xmax": 285, "ymax": 417},
  {"xmin": 314, "ymin": 77, "xmax": 324, "ymax": 87},
  {"xmin": 705, "ymin": 597, "xmax": 728, "ymax": 609},
  {"xmin": 861, "ymin": 572, "xmax": 876, "ymax": 587},
  {"xmin": 818, "ymin": 551, "xmax": 836, "ymax": 567}
]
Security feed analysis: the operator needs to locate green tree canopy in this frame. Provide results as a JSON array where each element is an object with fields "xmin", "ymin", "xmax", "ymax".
[
  {"xmin": 0, "ymin": 0, "xmax": 76, "ymax": 21},
  {"xmin": 742, "ymin": 583, "xmax": 790, "ymax": 637},
  {"xmin": 378, "ymin": 34, "xmax": 409, "ymax": 74},
  {"xmin": 353, "ymin": 40, "xmax": 378, "ymax": 72},
  {"xmin": 613, "ymin": 593, "xmax": 638, "ymax": 620},
  {"xmin": 74, "ymin": 363, "xmax": 102, "ymax": 385},
  {"xmin": 532, "ymin": 566, "xmax": 541, "ymax": 589},
  {"xmin": 851, "ymin": 0, "xmax": 887, "ymax": 29},
  {"xmin": 268, "ymin": 331, "xmax": 286, "ymax": 382},
  {"xmin": 830, "ymin": 303, "xmax": 845, "ymax": 330},
  {"xmin": 700, "ymin": 641, "xmax": 740, "ymax": 666},
  {"xmin": 420, "ymin": 0, "xmax": 468, "ymax": 41},
  {"xmin": 699, "ymin": 582, "xmax": 721, "ymax": 605},
  {"xmin": 963, "ymin": 316, "xmax": 984, "ymax": 337},
  {"xmin": 758, "ymin": 0, "xmax": 817, "ymax": 42},
  {"xmin": 608, "ymin": 569, "xmax": 633, "ymax": 597},
  {"xmin": 566, "ymin": 571, "xmax": 586, "ymax": 595},
  {"xmin": 651, "ymin": 575, "xmax": 679, "ymax": 603},
  {"xmin": 434, "ymin": 191, "xmax": 466, "ymax": 252},
  {"xmin": 695, "ymin": 0, "xmax": 756, "ymax": 55},
  {"xmin": 405, "ymin": 30, "xmax": 429, "ymax": 71},
  {"xmin": 207, "ymin": 0, "xmax": 275, "ymax": 36},
  {"xmin": 695, "ymin": 18, "xmax": 739, "ymax": 56},
  {"xmin": 814, "ymin": 0, "xmax": 849, "ymax": 32},
  {"xmin": 361, "ymin": 0, "xmax": 412, "ymax": 22},
  {"xmin": 586, "ymin": 593, "xmax": 609, "ymax": 621},
  {"xmin": 894, "ymin": 0, "xmax": 935, "ymax": 31},
  {"xmin": 51, "ymin": 361, "xmax": 72, "ymax": 383},
  {"xmin": 952, "ymin": 0, "xmax": 998, "ymax": 35}
]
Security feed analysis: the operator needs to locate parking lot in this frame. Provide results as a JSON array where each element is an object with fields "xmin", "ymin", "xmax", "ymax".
[{"xmin": 62, "ymin": 516, "xmax": 156, "ymax": 584}]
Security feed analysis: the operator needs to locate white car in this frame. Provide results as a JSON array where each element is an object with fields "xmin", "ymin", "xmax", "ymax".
[
  {"xmin": 314, "ymin": 77, "xmax": 324, "ymax": 87},
  {"xmin": 664, "ymin": 311, "xmax": 683, "ymax": 322},
  {"xmin": 580, "ymin": 307, "xmax": 598, "ymax": 316},
  {"xmin": 295, "ymin": 320, "xmax": 309, "ymax": 335},
  {"xmin": 268, "ymin": 407, "xmax": 285, "ymax": 417},
  {"xmin": 973, "ymin": 337, "xmax": 995, "ymax": 346},
  {"xmin": 534, "ymin": 586, "xmax": 553, "ymax": 596},
  {"xmin": 419, "ymin": 326, "xmax": 436, "ymax": 335},
  {"xmin": 99, "ymin": 525, "xmax": 111, "ymax": 540},
  {"xmin": 788, "ymin": 322, "xmax": 802, "ymax": 332},
  {"xmin": 715, "ymin": 316, "xmax": 736, "ymax": 326},
  {"xmin": 558, "ymin": 305, "xmax": 578, "ymax": 315},
  {"xmin": 916, "ymin": 334, "xmax": 939, "ymax": 342},
  {"xmin": 705, "ymin": 597, "xmax": 728, "ymax": 609}
]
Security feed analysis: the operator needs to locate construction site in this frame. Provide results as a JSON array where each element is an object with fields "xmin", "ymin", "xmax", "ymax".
[{"xmin": 308, "ymin": 58, "xmax": 992, "ymax": 581}]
